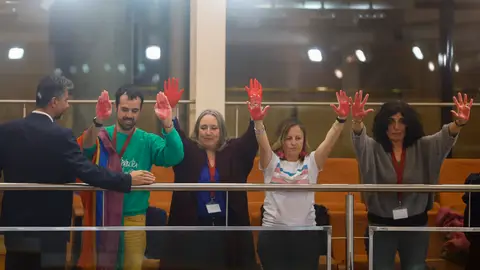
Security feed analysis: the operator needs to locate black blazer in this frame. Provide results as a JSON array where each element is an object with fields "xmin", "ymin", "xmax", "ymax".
[{"xmin": 0, "ymin": 112, "xmax": 132, "ymax": 249}]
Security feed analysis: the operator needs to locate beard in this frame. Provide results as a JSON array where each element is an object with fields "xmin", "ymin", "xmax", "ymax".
[{"xmin": 118, "ymin": 118, "xmax": 136, "ymax": 131}]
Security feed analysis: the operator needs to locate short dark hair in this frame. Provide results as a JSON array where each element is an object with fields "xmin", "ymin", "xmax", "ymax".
[
  {"xmin": 115, "ymin": 85, "xmax": 144, "ymax": 108},
  {"xmin": 372, "ymin": 100, "xmax": 425, "ymax": 152},
  {"xmin": 35, "ymin": 75, "xmax": 73, "ymax": 108}
]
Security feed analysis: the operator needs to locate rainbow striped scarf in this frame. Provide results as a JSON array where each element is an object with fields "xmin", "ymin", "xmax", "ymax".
[{"xmin": 76, "ymin": 130, "xmax": 125, "ymax": 270}]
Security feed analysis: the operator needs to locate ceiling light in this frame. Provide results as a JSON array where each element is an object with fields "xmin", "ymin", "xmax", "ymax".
[
  {"xmin": 8, "ymin": 47, "xmax": 24, "ymax": 60},
  {"xmin": 308, "ymin": 48, "xmax": 322, "ymax": 62}
]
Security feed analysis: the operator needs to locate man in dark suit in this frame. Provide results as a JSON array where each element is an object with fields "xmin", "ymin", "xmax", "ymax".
[{"xmin": 0, "ymin": 75, "xmax": 156, "ymax": 270}]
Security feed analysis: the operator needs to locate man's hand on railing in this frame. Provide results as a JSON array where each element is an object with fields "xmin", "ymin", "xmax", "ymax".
[{"xmin": 130, "ymin": 170, "xmax": 156, "ymax": 185}]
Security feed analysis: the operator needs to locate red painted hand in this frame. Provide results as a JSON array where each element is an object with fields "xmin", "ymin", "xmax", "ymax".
[
  {"xmin": 163, "ymin": 77, "xmax": 184, "ymax": 109},
  {"xmin": 350, "ymin": 90, "xmax": 374, "ymax": 120},
  {"xmin": 451, "ymin": 92, "xmax": 473, "ymax": 124},
  {"xmin": 245, "ymin": 78, "xmax": 269, "ymax": 120},
  {"xmin": 96, "ymin": 90, "xmax": 112, "ymax": 121},
  {"xmin": 330, "ymin": 90, "xmax": 350, "ymax": 118},
  {"xmin": 154, "ymin": 92, "xmax": 172, "ymax": 121},
  {"xmin": 245, "ymin": 78, "xmax": 263, "ymax": 106},
  {"xmin": 247, "ymin": 101, "xmax": 270, "ymax": 121}
]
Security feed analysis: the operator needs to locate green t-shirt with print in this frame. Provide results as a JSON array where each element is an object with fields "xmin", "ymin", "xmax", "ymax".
[{"xmin": 84, "ymin": 125, "xmax": 184, "ymax": 216}]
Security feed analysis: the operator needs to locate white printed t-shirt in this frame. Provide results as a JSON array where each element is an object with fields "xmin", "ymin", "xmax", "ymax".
[{"xmin": 261, "ymin": 151, "xmax": 320, "ymax": 227}]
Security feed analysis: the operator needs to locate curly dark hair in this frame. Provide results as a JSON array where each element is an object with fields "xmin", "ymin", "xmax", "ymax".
[{"xmin": 372, "ymin": 100, "xmax": 425, "ymax": 153}]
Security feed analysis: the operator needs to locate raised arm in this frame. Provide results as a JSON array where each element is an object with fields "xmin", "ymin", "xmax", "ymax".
[
  {"xmin": 253, "ymin": 119, "xmax": 270, "ymax": 169},
  {"xmin": 82, "ymin": 90, "xmax": 112, "ymax": 149},
  {"xmin": 350, "ymin": 90, "xmax": 375, "ymax": 155},
  {"xmin": 314, "ymin": 120, "xmax": 345, "ymax": 170},
  {"xmin": 172, "ymin": 112, "xmax": 188, "ymax": 141},
  {"xmin": 149, "ymin": 129, "xmax": 184, "ymax": 167},
  {"xmin": 349, "ymin": 90, "xmax": 376, "ymax": 179},
  {"xmin": 448, "ymin": 92, "xmax": 472, "ymax": 137},
  {"xmin": 235, "ymin": 119, "xmax": 259, "ymax": 162},
  {"xmin": 245, "ymin": 79, "xmax": 271, "ymax": 169},
  {"xmin": 313, "ymin": 90, "xmax": 350, "ymax": 170},
  {"xmin": 421, "ymin": 92, "xmax": 473, "ymax": 159},
  {"xmin": 163, "ymin": 77, "xmax": 192, "ymax": 144},
  {"xmin": 152, "ymin": 89, "xmax": 185, "ymax": 167}
]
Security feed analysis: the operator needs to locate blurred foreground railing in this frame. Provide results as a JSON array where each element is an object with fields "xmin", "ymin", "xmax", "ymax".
[
  {"xmin": 1, "ymin": 183, "xmax": 480, "ymax": 269},
  {"xmin": 1, "ymin": 182, "xmax": 479, "ymax": 192}
]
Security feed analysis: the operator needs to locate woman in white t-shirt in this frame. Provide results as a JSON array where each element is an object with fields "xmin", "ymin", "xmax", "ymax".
[{"xmin": 245, "ymin": 79, "xmax": 350, "ymax": 270}]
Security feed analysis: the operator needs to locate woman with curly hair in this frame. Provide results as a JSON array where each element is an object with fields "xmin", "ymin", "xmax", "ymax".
[{"xmin": 351, "ymin": 90, "xmax": 473, "ymax": 270}]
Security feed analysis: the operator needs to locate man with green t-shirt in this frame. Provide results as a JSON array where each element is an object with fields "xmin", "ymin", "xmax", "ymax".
[{"xmin": 79, "ymin": 85, "xmax": 184, "ymax": 270}]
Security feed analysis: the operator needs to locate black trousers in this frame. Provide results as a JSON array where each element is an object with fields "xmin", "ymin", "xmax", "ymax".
[
  {"xmin": 160, "ymin": 216, "xmax": 259, "ymax": 270},
  {"xmin": 4, "ymin": 233, "xmax": 67, "ymax": 270},
  {"xmin": 161, "ymin": 216, "xmax": 228, "ymax": 270},
  {"xmin": 5, "ymin": 250, "xmax": 65, "ymax": 270},
  {"xmin": 257, "ymin": 230, "xmax": 321, "ymax": 270},
  {"xmin": 466, "ymin": 239, "xmax": 480, "ymax": 270}
]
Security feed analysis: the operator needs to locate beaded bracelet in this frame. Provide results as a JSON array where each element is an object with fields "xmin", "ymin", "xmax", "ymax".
[
  {"xmin": 254, "ymin": 126, "xmax": 265, "ymax": 135},
  {"xmin": 352, "ymin": 119, "xmax": 363, "ymax": 124}
]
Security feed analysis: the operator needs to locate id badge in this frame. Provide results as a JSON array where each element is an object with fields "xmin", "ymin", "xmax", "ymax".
[
  {"xmin": 392, "ymin": 205, "xmax": 408, "ymax": 220},
  {"xmin": 206, "ymin": 200, "xmax": 221, "ymax": 214}
]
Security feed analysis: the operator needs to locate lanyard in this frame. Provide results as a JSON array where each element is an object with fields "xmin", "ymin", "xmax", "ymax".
[
  {"xmin": 209, "ymin": 163, "xmax": 216, "ymax": 199},
  {"xmin": 391, "ymin": 149, "xmax": 406, "ymax": 204},
  {"xmin": 112, "ymin": 127, "xmax": 135, "ymax": 158}
]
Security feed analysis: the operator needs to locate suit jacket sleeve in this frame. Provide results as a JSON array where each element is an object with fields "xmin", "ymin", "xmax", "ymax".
[{"xmin": 59, "ymin": 129, "xmax": 132, "ymax": 193}]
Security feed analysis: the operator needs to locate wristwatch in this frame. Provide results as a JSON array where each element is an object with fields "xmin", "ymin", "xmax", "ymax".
[{"xmin": 93, "ymin": 117, "xmax": 103, "ymax": 128}]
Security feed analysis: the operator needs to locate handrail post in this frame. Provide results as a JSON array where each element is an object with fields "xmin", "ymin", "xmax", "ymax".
[
  {"xmin": 235, "ymin": 105, "xmax": 239, "ymax": 137},
  {"xmin": 327, "ymin": 226, "xmax": 332, "ymax": 270},
  {"xmin": 368, "ymin": 227, "xmax": 374, "ymax": 270},
  {"xmin": 345, "ymin": 193, "xmax": 354, "ymax": 269},
  {"xmin": 226, "ymin": 191, "xmax": 229, "ymax": 226}
]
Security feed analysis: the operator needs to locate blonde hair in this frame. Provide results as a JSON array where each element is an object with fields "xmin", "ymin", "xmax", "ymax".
[
  {"xmin": 271, "ymin": 118, "xmax": 310, "ymax": 160},
  {"xmin": 190, "ymin": 109, "xmax": 228, "ymax": 151}
]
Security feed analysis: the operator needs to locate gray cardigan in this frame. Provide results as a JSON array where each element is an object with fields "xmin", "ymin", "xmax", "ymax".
[{"xmin": 352, "ymin": 124, "xmax": 457, "ymax": 220}]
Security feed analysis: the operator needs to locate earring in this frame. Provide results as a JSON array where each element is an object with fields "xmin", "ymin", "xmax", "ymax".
[
  {"xmin": 277, "ymin": 151, "xmax": 285, "ymax": 159},
  {"xmin": 300, "ymin": 150, "xmax": 307, "ymax": 158}
]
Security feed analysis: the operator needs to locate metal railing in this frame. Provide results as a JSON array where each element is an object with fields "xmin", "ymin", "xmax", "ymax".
[
  {"xmin": 2, "ymin": 182, "xmax": 479, "ymax": 191},
  {"xmin": 0, "ymin": 182, "xmax": 479, "ymax": 270}
]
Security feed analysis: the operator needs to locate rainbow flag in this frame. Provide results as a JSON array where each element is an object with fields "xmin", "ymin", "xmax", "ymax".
[{"xmin": 76, "ymin": 131, "xmax": 125, "ymax": 270}]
